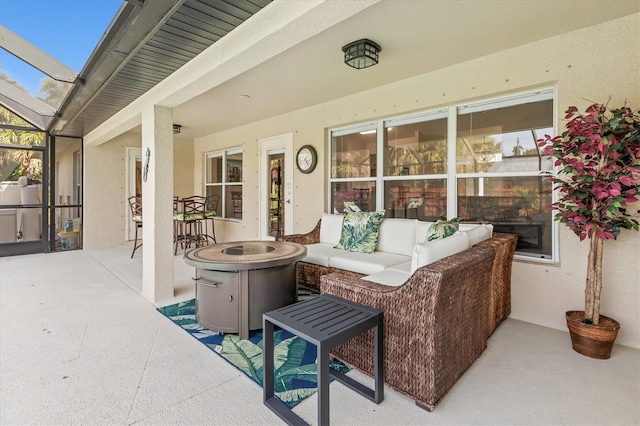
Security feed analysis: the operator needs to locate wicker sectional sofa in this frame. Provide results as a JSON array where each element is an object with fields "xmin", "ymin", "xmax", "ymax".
[{"xmin": 279, "ymin": 214, "xmax": 517, "ymax": 411}]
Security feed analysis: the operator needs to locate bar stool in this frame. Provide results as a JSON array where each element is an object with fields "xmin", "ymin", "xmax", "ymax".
[
  {"xmin": 203, "ymin": 194, "xmax": 219, "ymax": 244},
  {"xmin": 174, "ymin": 196, "xmax": 206, "ymax": 256},
  {"xmin": 127, "ymin": 196, "xmax": 143, "ymax": 258}
]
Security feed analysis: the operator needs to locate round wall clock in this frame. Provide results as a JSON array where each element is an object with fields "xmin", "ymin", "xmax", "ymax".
[{"xmin": 296, "ymin": 145, "xmax": 317, "ymax": 174}]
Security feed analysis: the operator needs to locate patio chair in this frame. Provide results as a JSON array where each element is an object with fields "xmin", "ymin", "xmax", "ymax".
[
  {"xmin": 127, "ymin": 196, "xmax": 143, "ymax": 258},
  {"xmin": 174, "ymin": 196, "xmax": 206, "ymax": 256},
  {"xmin": 203, "ymin": 194, "xmax": 219, "ymax": 243}
]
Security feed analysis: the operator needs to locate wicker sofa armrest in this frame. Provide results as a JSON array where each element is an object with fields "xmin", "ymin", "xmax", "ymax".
[
  {"xmin": 278, "ymin": 219, "xmax": 322, "ymax": 245},
  {"xmin": 320, "ymin": 243, "xmax": 496, "ymax": 411},
  {"xmin": 476, "ymin": 232, "xmax": 518, "ymax": 335}
]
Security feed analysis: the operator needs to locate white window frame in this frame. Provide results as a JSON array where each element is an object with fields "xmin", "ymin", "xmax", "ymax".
[
  {"xmin": 328, "ymin": 88, "xmax": 558, "ymax": 262},
  {"xmin": 204, "ymin": 147, "xmax": 243, "ymax": 220}
]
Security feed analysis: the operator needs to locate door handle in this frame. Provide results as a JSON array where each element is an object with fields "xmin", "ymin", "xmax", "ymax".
[{"xmin": 192, "ymin": 277, "xmax": 220, "ymax": 287}]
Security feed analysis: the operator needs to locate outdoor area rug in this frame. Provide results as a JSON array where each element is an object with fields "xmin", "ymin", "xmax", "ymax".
[{"xmin": 156, "ymin": 294, "xmax": 349, "ymax": 409}]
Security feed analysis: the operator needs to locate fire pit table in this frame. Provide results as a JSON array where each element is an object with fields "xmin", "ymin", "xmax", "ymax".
[{"xmin": 184, "ymin": 240, "xmax": 306, "ymax": 339}]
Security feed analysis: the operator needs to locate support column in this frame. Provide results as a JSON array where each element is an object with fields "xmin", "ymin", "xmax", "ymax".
[{"xmin": 141, "ymin": 105, "xmax": 175, "ymax": 302}]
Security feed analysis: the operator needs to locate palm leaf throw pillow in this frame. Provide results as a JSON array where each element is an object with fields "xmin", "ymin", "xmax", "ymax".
[
  {"xmin": 426, "ymin": 217, "xmax": 460, "ymax": 242},
  {"xmin": 335, "ymin": 209, "xmax": 385, "ymax": 253}
]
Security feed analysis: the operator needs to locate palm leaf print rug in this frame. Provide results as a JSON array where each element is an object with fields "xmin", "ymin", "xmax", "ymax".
[{"xmin": 156, "ymin": 297, "xmax": 349, "ymax": 408}]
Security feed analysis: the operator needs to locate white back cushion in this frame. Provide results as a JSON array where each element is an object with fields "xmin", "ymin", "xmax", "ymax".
[
  {"xmin": 319, "ymin": 213, "xmax": 344, "ymax": 244},
  {"xmin": 376, "ymin": 218, "xmax": 417, "ymax": 256},
  {"xmin": 410, "ymin": 232, "xmax": 470, "ymax": 273},
  {"xmin": 415, "ymin": 221, "xmax": 434, "ymax": 244},
  {"xmin": 458, "ymin": 223, "xmax": 493, "ymax": 246}
]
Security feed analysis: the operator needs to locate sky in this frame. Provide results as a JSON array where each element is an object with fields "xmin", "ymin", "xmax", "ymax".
[{"xmin": 0, "ymin": 0, "xmax": 122, "ymax": 96}]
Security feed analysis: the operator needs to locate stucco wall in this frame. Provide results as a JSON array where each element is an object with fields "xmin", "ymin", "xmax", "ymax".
[
  {"xmin": 84, "ymin": 132, "xmax": 137, "ymax": 249},
  {"xmin": 194, "ymin": 14, "xmax": 640, "ymax": 347},
  {"xmin": 173, "ymin": 134, "xmax": 195, "ymax": 200},
  {"xmin": 84, "ymin": 131, "xmax": 194, "ymax": 248}
]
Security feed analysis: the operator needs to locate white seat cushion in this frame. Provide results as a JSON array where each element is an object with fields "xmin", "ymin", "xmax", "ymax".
[
  {"xmin": 302, "ymin": 243, "xmax": 343, "ymax": 267},
  {"xmin": 329, "ymin": 251, "xmax": 411, "ymax": 275},
  {"xmin": 410, "ymin": 232, "xmax": 470, "ymax": 273},
  {"xmin": 376, "ymin": 218, "xmax": 417, "ymax": 256},
  {"xmin": 386, "ymin": 261, "xmax": 412, "ymax": 274},
  {"xmin": 319, "ymin": 213, "xmax": 344, "ymax": 245},
  {"xmin": 459, "ymin": 223, "xmax": 494, "ymax": 246},
  {"xmin": 363, "ymin": 270, "xmax": 410, "ymax": 287}
]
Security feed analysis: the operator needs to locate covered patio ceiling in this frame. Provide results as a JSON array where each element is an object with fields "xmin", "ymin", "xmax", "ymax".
[{"xmin": 19, "ymin": 0, "xmax": 640, "ymax": 141}]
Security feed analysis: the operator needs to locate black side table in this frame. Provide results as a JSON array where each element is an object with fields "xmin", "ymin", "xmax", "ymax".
[{"xmin": 263, "ymin": 294, "xmax": 384, "ymax": 426}]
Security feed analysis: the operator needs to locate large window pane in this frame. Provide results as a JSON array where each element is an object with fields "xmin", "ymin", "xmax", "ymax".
[
  {"xmin": 331, "ymin": 131, "xmax": 377, "ymax": 178},
  {"xmin": 384, "ymin": 179, "xmax": 446, "ymax": 220},
  {"xmin": 206, "ymin": 156, "xmax": 223, "ymax": 184},
  {"xmin": 330, "ymin": 182, "xmax": 376, "ymax": 213},
  {"xmin": 226, "ymin": 152, "xmax": 243, "ymax": 182},
  {"xmin": 384, "ymin": 118, "xmax": 447, "ymax": 176},
  {"xmin": 456, "ymin": 99, "xmax": 553, "ymax": 173},
  {"xmin": 204, "ymin": 149, "xmax": 243, "ymax": 219},
  {"xmin": 457, "ymin": 176, "xmax": 553, "ymax": 257},
  {"xmin": 226, "ymin": 186, "xmax": 243, "ymax": 219}
]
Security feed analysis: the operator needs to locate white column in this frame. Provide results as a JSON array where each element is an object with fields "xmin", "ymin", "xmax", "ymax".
[{"xmin": 141, "ymin": 105, "xmax": 175, "ymax": 302}]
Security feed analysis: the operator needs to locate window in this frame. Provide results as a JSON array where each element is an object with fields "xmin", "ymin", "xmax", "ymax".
[
  {"xmin": 383, "ymin": 111, "xmax": 449, "ymax": 220},
  {"xmin": 328, "ymin": 89, "xmax": 556, "ymax": 260},
  {"xmin": 204, "ymin": 148, "xmax": 243, "ymax": 220},
  {"xmin": 456, "ymin": 92, "xmax": 554, "ymax": 259},
  {"xmin": 330, "ymin": 124, "xmax": 377, "ymax": 213}
]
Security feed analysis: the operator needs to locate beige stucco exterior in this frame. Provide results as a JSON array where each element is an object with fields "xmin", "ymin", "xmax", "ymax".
[{"xmin": 83, "ymin": 14, "xmax": 640, "ymax": 348}]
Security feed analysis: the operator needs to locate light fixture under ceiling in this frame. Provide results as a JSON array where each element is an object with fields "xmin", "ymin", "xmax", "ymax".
[
  {"xmin": 173, "ymin": 124, "xmax": 181, "ymax": 134},
  {"xmin": 342, "ymin": 38, "xmax": 381, "ymax": 69}
]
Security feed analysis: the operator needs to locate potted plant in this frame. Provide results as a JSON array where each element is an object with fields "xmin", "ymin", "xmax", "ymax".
[{"xmin": 538, "ymin": 102, "xmax": 640, "ymax": 359}]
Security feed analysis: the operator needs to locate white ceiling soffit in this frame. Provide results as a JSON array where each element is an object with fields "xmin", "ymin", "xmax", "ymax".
[
  {"xmin": 167, "ymin": 0, "xmax": 640, "ymax": 141},
  {"xmin": 84, "ymin": 0, "xmax": 380, "ymax": 146},
  {"xmin": 52, "ymin": 0, "xmax": 273, "ymax": 139},
  {"xmin": 60, "ymin": 0, "xmax": 640, "ymax": 143}
]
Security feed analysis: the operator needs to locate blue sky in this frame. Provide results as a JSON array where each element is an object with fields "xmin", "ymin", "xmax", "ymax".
[{"xmin": 0, "ymin": 0, "xmax": 122, "ymax": 96}]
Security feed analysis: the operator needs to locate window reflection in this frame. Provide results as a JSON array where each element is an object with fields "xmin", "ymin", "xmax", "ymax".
[
  {"xmin": 456, "ymin": 99, "xmax": 553, "ymax": 173},
  {"xmin": 457, "ymin": 176, "xmax": 553, "ymax": 256},
  {"xmin": 204, "ymin": 149, "xmax": 243, "ymax": 220},
  {"xmin": 331, "ymin": 131, "xmax": 377, "ymax": 178},
  {"xmin": 384, "ymin": 118, "xmax": 447, "ymax": 176},
  {"xmin": 331, "ymin": 182, "xmax": 376, "ymax": 213},
  {"xmin": 384, "ymin": 179, "xmax": 446, "ymax": 220}
]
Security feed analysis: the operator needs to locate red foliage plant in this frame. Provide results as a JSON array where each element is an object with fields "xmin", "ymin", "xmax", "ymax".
[{"xmin": 537, "ymin": 102, "xmax": 640, "ymax": 324}]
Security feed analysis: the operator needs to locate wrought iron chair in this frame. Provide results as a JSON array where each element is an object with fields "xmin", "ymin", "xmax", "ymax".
[
  {"xmin": 203, "ymin": 194, "xmax": 219, "ymax": 243},
  {"xmin": 127, "ymin": 196, "xmax": 143, "ymax": 258},
  {"xmin": 173, "ymin": 196, "xmax": 206, "ymax": 256}
]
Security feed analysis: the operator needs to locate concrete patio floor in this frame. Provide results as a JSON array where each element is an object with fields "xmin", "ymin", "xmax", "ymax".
[{"xmin": 1, "ymin": 243, "xmax": 638, "ymax": 425}]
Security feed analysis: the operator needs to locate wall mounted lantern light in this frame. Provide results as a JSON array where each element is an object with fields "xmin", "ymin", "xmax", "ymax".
[
  {"xmin": 173, "ymin": 124, "xmax": 182, "ymax": 134},
  {"xmin": 342, "ymin": 38, "xmax": 381, "ymax": 69}
]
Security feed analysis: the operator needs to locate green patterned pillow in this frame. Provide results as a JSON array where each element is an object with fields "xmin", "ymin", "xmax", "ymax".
[
  {"xmin": 426, "ymin": 218, "xmax": 460, "ymax": 242},
  {"xmin": 335, "ymin": 209, "xmax": 385, "ymax": 253}
]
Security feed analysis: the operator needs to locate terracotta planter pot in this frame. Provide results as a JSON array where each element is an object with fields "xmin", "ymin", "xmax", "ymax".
[{"xmin": 565, "ymin": 310, "xmax": 620, "ymax": 359}]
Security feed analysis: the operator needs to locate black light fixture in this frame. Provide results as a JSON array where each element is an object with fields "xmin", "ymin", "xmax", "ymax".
[
  {"xmin": 173, "ymin": 124, "xmax": 181, "ymax": 134},
  {"xmin": 342, "ymin": 38, "xmax": 381, "ymax": 69}
]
